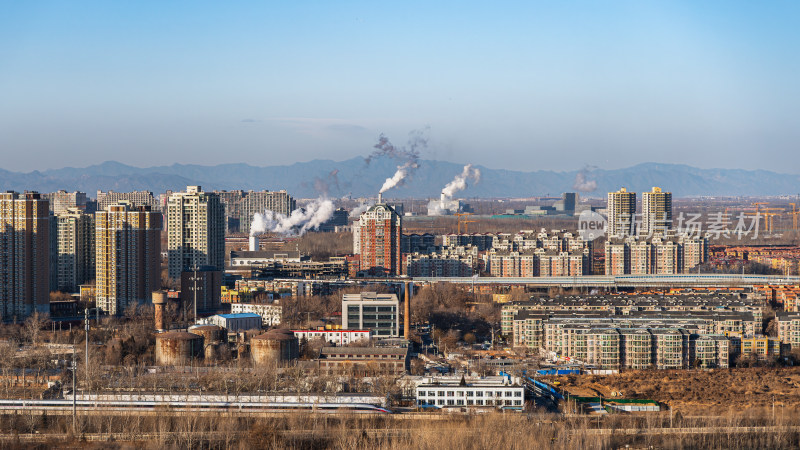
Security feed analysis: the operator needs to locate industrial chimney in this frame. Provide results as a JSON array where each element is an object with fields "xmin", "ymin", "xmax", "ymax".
[
  {"xmin": 377, "ymin": 193, "xmax": 383, "ymax": 204},
  {"xmin": 153, "ymin": 290, "xmax": 168, "ymax": 332},
  {"xmin": 248, "ymin": 235, "xmax": 259, "ymax": 252}
]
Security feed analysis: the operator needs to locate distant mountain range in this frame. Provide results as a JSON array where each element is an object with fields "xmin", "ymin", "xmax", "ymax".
[{"xmin": 1, "ymin": 159, "xmax": 798, "ymax": 199}]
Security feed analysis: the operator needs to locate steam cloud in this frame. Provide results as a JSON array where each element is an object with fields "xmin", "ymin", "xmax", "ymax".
[
  {"xmin": 573, "ymin": 166, "xmax": 598, "ymax": 193},
  {"xmin": 429, "ymin": 164, "xmax": 481, "ymax": 216},
  {"xmin": 349, "ymin": 201, "xmax": 374, "ymax": 218},
  {"xmin": 371, "ymin": 130, "xmax": 426, "ymax": 195},
  {"xmin": 442, "ymin": 164, "xmax": 481, "ymax": 198},
  {"xmin": 380, "ymin": 161, "xmax": 419, "ymax": 194},
  {"xmin": 250, "ymin": 197, "xmax": 335, "ymax": 236}
]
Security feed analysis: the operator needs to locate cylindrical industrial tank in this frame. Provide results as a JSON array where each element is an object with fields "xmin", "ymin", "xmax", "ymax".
[
  {"xmin": 250, "ymin": 329, "xmax": 299, "ymax": 366},
  {"xmin": 189, "ymin": 325, "xmax": 226, "ymax": 360},
  {"xmin": 155, "ymin": 331, "xmax": 203, "ymax": 366},
  {"xmin": 189, "ymin": 325, "xmax": 231, "ymax": 364},
  {"xmin": 189, "ymin": 325, "xmax": 224, "ymax": 343}
]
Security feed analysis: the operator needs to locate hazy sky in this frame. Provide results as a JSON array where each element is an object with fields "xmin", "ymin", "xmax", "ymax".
[{"xmin": 2, "ymin": 2, "xmax": 799, "ymax": 173}]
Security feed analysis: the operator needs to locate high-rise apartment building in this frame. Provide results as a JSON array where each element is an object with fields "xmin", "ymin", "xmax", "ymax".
[
  {"xmin": 95, "ymin": 203, "xmax": 161, "ymax": 315},
  {"xmin": 166, "ymin": 186, "xmax": 225, "ymax": 280},
  {"xmin": 238, "ymin": 190, "xmax": 296, "ymax": 234},
  {"xmin": 607, "ymin": 187, "xmax": 637, "ymax": 237},
  {"xmin": 215, "ymin": 190, "xmax": 245, "ymax": 232},
  {"xmin": 46, "ymin": 190, "xmax": 89, "ymax": 215},
  {"xmin": 55, "ymin": 208, "xmax": 95, "ymax": 292},
  {"xmin": 641, "ymin": 187, "xmax": 672, "ymax": 236},
  {"xmin": 0, "ymin": 192, "xmax": 50, "ymax": 321},
  {"xmin": 355, "ymin": 202, "xmax": 402, "ymax": 276},
  {"xmin": 96, "ymin": 190, "xmax": 158, "ymax": 212}
]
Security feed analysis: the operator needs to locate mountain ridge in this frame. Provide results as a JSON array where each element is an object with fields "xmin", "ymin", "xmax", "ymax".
[{"xmin": 1, "ymin": 159, "xmax": 798, "ymax": 198}]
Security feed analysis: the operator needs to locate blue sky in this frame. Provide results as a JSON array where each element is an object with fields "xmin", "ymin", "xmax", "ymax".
[{"xmin": 1, "ymin": 1, "xmax": 798, "ymax": 173}]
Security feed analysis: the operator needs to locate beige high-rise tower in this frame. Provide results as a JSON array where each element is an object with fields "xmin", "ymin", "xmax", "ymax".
[
  {"xmin": 55, "ymin": 208, "xmax": 95, "ymax": 292},
  {"xmin": 0, "ymin": 192, "xmax": 50, "ymax": 321},
  {"xmin": 607, "ymin": 187, "xmax": 637, "ymax": 237},
  {"xmin": 95, "ymin": 203, "xmax": 161, "ymax": 315},
  {"xmin": 641, "ymin": 187, "xmax": 672, "ymax": 236},
  {"xmin": 166, "ymin": 186, "xmax": 225, "ymax": 279}
]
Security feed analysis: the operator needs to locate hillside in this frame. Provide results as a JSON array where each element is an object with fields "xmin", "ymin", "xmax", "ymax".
[{"xmin": 1, "ymin": 159, "xmax": 798, "ymax": 198}]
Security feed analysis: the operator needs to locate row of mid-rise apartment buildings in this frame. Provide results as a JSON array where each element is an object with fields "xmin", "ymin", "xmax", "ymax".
[
  {"xmin": 381, "ymin": 227, "xmax": 705, "ymax": 278},
  {"xmin": 390, "ymin": 230, "xmax": 595, "ymax": 277},
  {"xmin": 352, "ymin": 185, "xmax": 700, "ymax": 278},
  {"xmin": 502, "ymin": 294, "xmax": 781, "ymax": 369}
]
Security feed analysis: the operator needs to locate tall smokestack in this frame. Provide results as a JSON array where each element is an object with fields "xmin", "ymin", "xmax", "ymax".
[
  {"xmin": 153, "ymin": 290, "xmax": 168, "ymax": 332},
  {"xmin": 249, "ymin": 235, "xmax": 259, "ymax": 252},
  {"xmin": 378, "ymin": 193, "xmax": 383, "ymax": 204},
  {"xmin": 404, "ymin": 282, "xmax": 411, "ymax": 340}
]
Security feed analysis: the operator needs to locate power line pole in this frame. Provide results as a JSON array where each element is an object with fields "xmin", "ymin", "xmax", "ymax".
[
  {"xmin": 71, "ymin": 346, "xmax": 76, "ymax": 434},
  {"xmin": 194, "ymin": 266, "xmax": 198, "ymax": 323},
  {"xmin": 84, "ymin": 308, "xmax": 89, "ymax": 387}
]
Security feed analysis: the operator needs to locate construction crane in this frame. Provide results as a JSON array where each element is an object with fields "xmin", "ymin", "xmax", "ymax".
[
  {"xmin": 454, "ymin": 212, "xmax": 477, "ymax": 234},
  {"xmin": 763, "ymin": 208, "xmax": 783, "ymax": 234},
  {"xmin": 752, "ymin": 202, "xmax": 769, "ymax": 214}
]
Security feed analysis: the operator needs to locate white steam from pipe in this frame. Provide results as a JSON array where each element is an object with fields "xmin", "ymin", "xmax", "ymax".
[
  {"xmin": 442, "ymin": 164, "xmax": 481, "ymax": 198},
  {"xmin": 250, "ymin": 197, "xmax": 335, "ymax": 236},
  {"xmin": 371, "ymin": 131, "xmax": 425, "ymax": 196},
  {"xmin": 428, "ymin": 164, "xmax": 481, "ymax": 216},
  {"xmin": 349, "ymin": 201, "xmax": 374, "ymax": 218},
  {"xmin": 379, "ymin": 161, "xmax": 419, "ymax": 194}
]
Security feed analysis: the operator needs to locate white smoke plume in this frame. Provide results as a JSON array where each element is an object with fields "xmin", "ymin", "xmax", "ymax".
[
  {"xmin": 250, "ymin": 197, "xmax": 335, "ymax": 236},
  {"xmin": 442, "ymin": 164, "xmax": 481, "ymax": 198},
  {"xmin": 367, "ymin": 130, "xmax": 426, "ymax": 196},
  {"xmin": 349, "ymin": 201, "xmax": 374, "ymax": 218},
  {"xmin": 428, "ymin": 164, "xmax": 481, "ymax": 216},
  {"xmin": 380, "ymin": 160, "xmax": 419, "ymax": 194},
  {"xmin": 573, "ymin": 166, "xmax": 598, "ymax": 192}
]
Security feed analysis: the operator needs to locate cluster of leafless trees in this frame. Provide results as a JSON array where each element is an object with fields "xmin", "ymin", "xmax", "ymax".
[{"xmin": 2, "ymin": 408, "xmax": 800, "ymax": 449}]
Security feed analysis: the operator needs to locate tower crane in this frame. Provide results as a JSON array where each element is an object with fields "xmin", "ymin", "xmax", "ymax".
[{"xmin": 454, "ymin": 212, "xmax": 477, "ymax": 234}]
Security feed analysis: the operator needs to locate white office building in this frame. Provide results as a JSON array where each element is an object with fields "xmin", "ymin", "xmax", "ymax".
[
  {"xmin": 342, "ymin": 292, "xmax": 400, "ymax": 337},
  {"xmin": 292, "ymin": 329, "xmax": 371, "ymax": 346},
  {"xmin": 230, "ymin": 303, "xmax": 283, "ymax": 326},
  {"xmin": 415, "ymin": 377, "xmax": 525, "ymax": 410}
]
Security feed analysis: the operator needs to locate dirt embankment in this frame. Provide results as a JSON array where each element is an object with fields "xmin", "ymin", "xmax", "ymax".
[{"xmin": 551, "ymin": 368, "xmax": 800, "ymax": 414}]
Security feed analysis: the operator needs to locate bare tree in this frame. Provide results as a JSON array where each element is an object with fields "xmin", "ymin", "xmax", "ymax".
[{"xmin": 23, "ymin": 311, "xmax": 50, "ymax": 346}]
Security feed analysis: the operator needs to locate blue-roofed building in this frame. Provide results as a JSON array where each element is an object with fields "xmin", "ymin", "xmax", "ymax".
[{"xmin": 202, "ymin": 312, "xmax": 262, "ymax": 332}]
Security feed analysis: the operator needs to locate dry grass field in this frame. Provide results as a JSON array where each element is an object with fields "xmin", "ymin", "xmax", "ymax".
[{"xmin": 554, "ymin": 367, "xmax": 800, "ymax": 415}]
